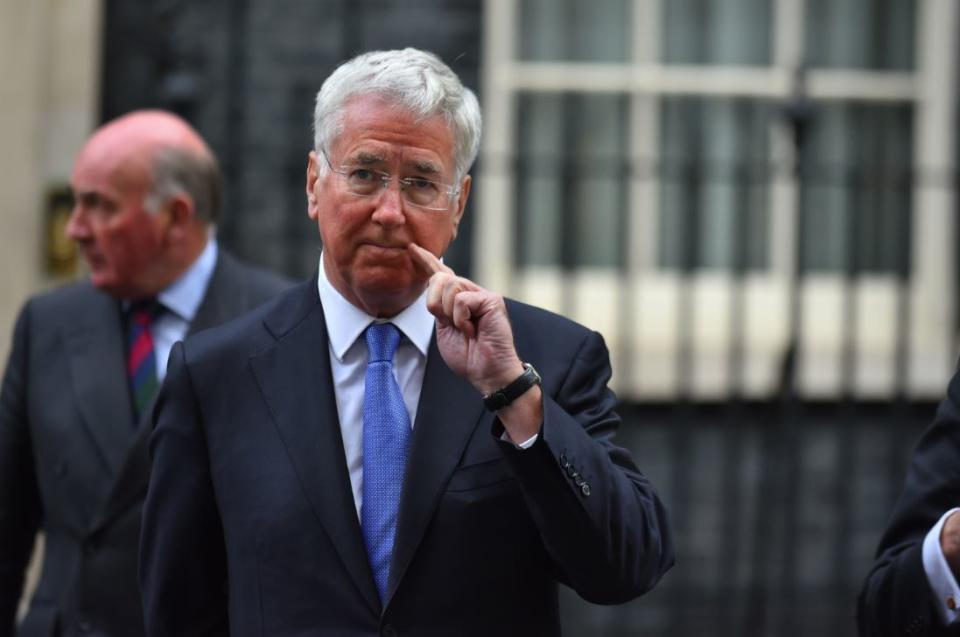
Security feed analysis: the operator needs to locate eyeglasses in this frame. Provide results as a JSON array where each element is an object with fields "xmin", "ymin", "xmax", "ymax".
[{"xmin": 321, "ymin": 150, "xmax": 460, "ymax": 212}]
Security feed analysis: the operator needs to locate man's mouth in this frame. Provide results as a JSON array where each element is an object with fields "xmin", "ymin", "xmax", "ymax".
[
  {"xmin": 80, "ymin": 249, "xmax": 104, "ymax": 268},
  {"xmin": 362, "ymin": 242, "xmax": 407, "ymax": 253}
]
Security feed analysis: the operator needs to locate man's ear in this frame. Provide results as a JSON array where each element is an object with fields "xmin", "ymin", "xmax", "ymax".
[
  {"xmin": 451, "ymin": 174, "xmax": 471, "ymax": 240},
  {"xmin": 306, "ymin": 152, "xmax": 320, "ymax": 219},
  {"xmin": 157, "ymin": 195, "xmax": 193, "ymax": 239}
]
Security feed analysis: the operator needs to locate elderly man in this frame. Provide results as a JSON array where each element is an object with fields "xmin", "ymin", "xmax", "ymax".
[
  {"xmin": 0, "ymin": 110, "xmax": 290, "ymax": 637},
  {"xmin": 140, "ymin": 49, "xmax": 673, "ymax": 636}
]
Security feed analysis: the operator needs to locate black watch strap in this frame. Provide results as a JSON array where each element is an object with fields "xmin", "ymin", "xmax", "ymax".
[{"xmin": 482, "ymin": 363, "xmax": 542, "ymax": 411}]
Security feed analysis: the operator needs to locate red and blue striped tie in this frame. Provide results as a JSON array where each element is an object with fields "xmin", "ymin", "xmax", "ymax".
[{"xmin": 127, "ymin": 300, "xmax": 161, "ymax": 422}]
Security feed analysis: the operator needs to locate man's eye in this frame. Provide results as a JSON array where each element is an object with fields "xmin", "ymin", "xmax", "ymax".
[
  {"xmin": 349, "ymin": 169, "xmax": 377, "ymax": 183},
  {"xmin": 406, "ymin": 177, "xmax": 437, "ymax": 191}
]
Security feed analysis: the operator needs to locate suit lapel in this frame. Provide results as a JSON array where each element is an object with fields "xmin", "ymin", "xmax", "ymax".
[
  {"xmin": 250, "ymin": 286, "xmax": 381, "ymax": 616},
  {"xmin": 189, "ymin": 251, "xmax": 243, "ymax": 335},
  {"xmin": 90, "ymin": 252, "xmax": 240, "ymax": 534},
  {"xmin": 64, "ymin": 291, "xmax": 134, "ymax": 477},
  {"xmin": 386, "ymin": 336, "xmax": 486, "ymax": 605}
]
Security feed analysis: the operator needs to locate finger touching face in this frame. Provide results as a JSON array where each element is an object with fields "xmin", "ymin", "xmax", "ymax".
[{"xmin": 407, "ymin": 242, "xmax": 453, "ymax": 276}]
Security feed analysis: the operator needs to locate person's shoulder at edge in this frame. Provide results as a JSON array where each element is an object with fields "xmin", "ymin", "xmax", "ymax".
[
  {"xmin": 216, "ymin": 248, "xmax": 294, "ymax": 297},
  {"xmin": 13, "ymin": 278, "xmax": 107, "ymax": 324},
  {"xmin": 178, "ymin": 277, "xmax": 313, "ymax": 360}
]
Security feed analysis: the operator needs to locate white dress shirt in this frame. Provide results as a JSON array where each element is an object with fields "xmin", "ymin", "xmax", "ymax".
[
  {"xmin": 317, "ymin": 258, "xmax": 434, "ymax": 519},
  {"xmin": 124, "ymin": 239, "xmax": 219, "ymax": 382},
  {"xmin": 317, "ymin": 255, "xmax": 539, "ymax": 520},
  {"xmin": 923, "ymin": 508, "xmax": 960, "ymax": 624}
]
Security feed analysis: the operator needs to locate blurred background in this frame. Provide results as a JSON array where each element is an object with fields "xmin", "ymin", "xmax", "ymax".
[{"xmin": 2, "ymin": 0, "xmax": 958, "ymax": 635}]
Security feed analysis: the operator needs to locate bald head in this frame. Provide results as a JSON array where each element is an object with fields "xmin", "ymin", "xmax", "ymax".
[
  {"xmin": 67, "ymin": 110, "xmax": 220, "ymax": 299},
  {"xmin": 80, "ymin": 110, "xmax": 221, "ymax": 224},
  {"xmin": 89, "ymin": 109, "xmax": 210, "ymax": 155}
]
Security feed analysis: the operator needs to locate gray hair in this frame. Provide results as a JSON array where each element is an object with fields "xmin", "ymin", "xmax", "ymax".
[
  {"xmin": 313, "ymin": 48, "xmax": 482, "ymax": 181},
  {"xmin": 144, "ymin": 146, "xmax": 221, "ymax": 224}
]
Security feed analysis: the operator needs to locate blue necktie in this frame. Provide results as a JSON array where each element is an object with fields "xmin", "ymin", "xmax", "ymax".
[{"xmin": 361, "ymin": 323, "xmax": 411, "ymax": 602}]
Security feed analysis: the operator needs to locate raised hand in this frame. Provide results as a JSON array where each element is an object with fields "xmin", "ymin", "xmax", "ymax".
[
  {"xmin": 407, "ymin": 243, "xmax": 542, "ymax": 441},
  {"xmin": 407, "ymin": 243, "xmax": 523, "ymax": 391}
]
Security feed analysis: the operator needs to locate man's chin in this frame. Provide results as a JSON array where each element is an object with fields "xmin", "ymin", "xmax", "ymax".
[
  {"xmin": 89, "ymin": 272, "xmax": 131, "ymax": 298},
  {"xmin": 352, "ymin": 272, "xmax": 426, "ymax": 316},
  {"xmin": 88, "ymin": 270, "xmax": 112, "ymax": 290}
]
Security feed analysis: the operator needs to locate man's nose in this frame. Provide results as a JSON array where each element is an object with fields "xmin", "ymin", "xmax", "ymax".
[
  {"xmin": 370, "ymin": 181, "xmax": 406, "ymax": 225},
  {"xmin": 65, "ymin": 206, "xmax": 91, "ymax": 241}
]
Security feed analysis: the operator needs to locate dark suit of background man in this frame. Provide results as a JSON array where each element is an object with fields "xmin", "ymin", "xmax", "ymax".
[
  {"xmin": 0, "ymin": 110, "xmax": 291, "ymax": 637},
  {"xmin": 140, "ymin": 48, "xmax": 674, "ymax": 637},
  {"xmin": 860, "ymin": 368, "xmax": 960, "ymax": 636}
]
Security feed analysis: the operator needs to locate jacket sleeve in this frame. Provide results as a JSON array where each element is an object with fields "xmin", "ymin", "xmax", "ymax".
[
  {"xmin": 858, "ymin": 369, "xmax": 960, "ymax": 637},
  {"xmin": 0, "ymin": 304, "xmax": 41, "ymax": 637},
  {"xmin": 139, "ymin": 342, "xmax": 228, "ymax": 636},
  {"xmin": 495, "ymin": 329, "xmax": 674, "ymax": 604}
]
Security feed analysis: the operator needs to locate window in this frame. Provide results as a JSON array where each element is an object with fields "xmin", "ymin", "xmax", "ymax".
[
  {"xmin": 800, "ymin": 103, "xmax": 913, "ymax": 274},
  {"xmin": 480, "ymin": 0, "xmax": 957, "ymax": 398},
  {"xmin": 515, "ymin": 93, "xmax": 629, "ymax": 269},
  {"xmin": 659, "ymin": 97, "xmax": 771, "ymax": 271}
]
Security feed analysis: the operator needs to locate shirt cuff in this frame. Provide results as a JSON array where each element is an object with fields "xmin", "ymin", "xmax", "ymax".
[
  {"xmin": 922, "ymin": 507, "xmax": 960, "ymax": 625},
  {"xmin": 499, "ymin": 431, "xmax": 538, "ymax": 449}
]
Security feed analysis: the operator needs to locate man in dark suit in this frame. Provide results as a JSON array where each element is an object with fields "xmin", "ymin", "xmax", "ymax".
[
  {"xmin": 0, "ymin": 110, "xmax": 290, "ymax": 637},
  {"xmin": 140, "ymin": 48, "xmax": 674, "ymax": 636},
  {"xmin": 860, "ymin": 369, "xmax": 960, "ymax": 636}
]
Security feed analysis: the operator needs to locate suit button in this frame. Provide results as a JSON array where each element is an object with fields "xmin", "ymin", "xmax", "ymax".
[
  {"xmin": 574, "ymin": 474, "xmax": 585, "ymax": 487},
  {"xmin": 559, "ymin": 453, "xmax": 568, "ymax": 464},
  {"xmin": 580, "ymin": 483, "xmax": 591, "ymax": 496},
  {"xmin": 382, "ymin": 625, "xmax": 398, "ymax": 637},
  {"xmin": 565, "ymin": 465, "xmax": 576, "ymax": 477}
]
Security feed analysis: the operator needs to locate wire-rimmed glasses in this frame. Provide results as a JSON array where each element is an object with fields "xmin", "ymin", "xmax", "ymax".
[{"xmin": 321, "ymin": 150, "xmax": 460, "ymax": 212}]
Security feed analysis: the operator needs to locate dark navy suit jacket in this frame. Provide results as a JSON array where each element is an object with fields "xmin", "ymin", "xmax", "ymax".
[
  {"xmin": 0, "ymin": 251, "xmax": 290, "ymax": 637},
  {"xmin": 140, "ymin": 278, "xmax": 674, "ymax": 636},
  {"xmin": 860, "ymin": 369, "xmax": 960, "ymax": 636}
]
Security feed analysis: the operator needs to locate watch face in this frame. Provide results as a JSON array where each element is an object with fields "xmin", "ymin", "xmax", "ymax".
[{"xmin": 527, "ymin": 364, "xmax": 542, "ymax": 384}]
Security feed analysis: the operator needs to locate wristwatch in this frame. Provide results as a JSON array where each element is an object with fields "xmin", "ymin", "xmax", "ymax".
[{"xmin": 482, "ymin": 363, "xmax": 542, "ymax": 411}]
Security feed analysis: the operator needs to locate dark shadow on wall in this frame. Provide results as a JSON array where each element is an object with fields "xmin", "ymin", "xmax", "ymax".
[{"xmin": 101, "ymin": 0, "xmax": 482, "ymax": 281}]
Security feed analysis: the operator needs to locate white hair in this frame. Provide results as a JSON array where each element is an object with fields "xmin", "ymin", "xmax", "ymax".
[{"xmin": 313, "ymin": 48, "xmax": 482, "ymax": 181}]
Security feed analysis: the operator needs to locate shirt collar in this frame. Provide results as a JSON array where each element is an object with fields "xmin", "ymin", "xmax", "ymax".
[
  {"xmin": 316, "ymin": 254, "xmax": 434, "ymax": 362},
  {"xmin": 155, "ymin": 238, "xmax": 218, "ymax": 321}
]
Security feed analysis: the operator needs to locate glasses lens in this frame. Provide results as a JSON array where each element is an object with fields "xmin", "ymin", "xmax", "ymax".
[
  {"xmin": 402, "ymin": 177, "xmax": 443, "ymax": 208},
  {"xmin": 342, "ymin": 168, "xmax": 382, "ymax": 196}
]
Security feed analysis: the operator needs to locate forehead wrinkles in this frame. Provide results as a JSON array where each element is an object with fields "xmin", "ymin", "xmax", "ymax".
[
  {"xmin": 344, "ymin": 148, "xmax": 444, "ymax": 176},
  {"xmin": 331, "ymin": 97, "xmax": 456, "ymax": 173}
]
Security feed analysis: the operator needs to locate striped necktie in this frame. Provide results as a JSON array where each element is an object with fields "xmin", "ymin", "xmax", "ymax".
[
  {"xmin": 127, "ymin": 299, "xmax": 161, "ymax": 422},
  {"xmin": 361, "ymin": 322, "xmax": 412, "ymax": 602}
]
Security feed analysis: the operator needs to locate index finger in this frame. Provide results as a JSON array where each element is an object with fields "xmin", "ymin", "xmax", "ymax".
[{"xmin": 408, "ymin": 242, "xmax": 454, "ymax": 276}]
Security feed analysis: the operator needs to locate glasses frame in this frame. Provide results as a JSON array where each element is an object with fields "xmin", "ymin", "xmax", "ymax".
[{"xmin": 320, "ymin": 150, "xmax": 461, "ymax": 212}]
